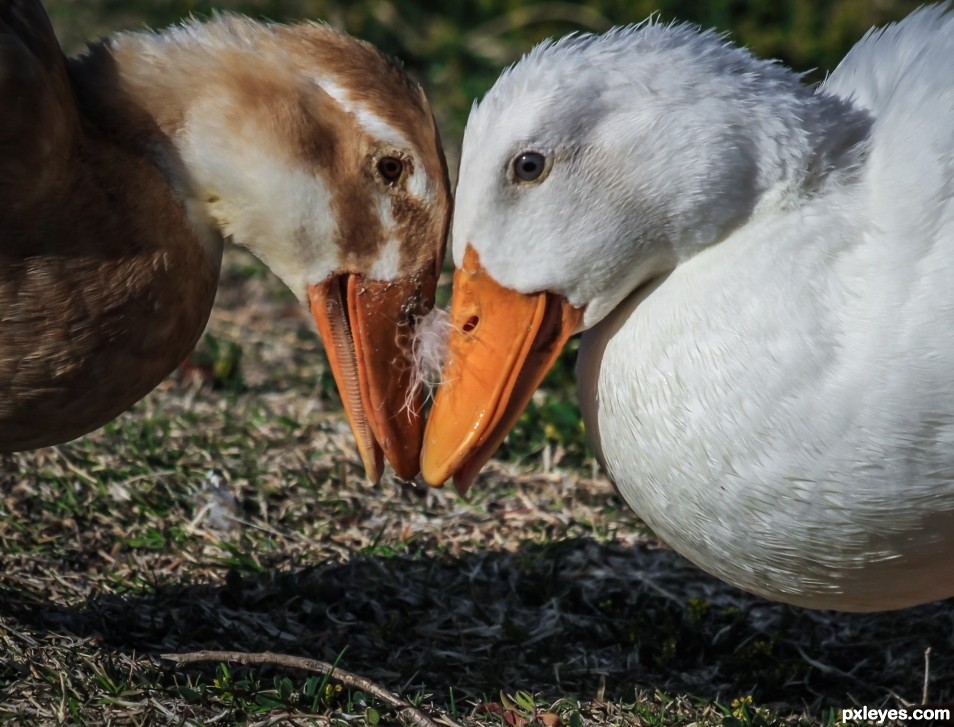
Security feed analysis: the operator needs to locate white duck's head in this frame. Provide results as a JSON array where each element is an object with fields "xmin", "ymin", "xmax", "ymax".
[
  {"xmin": 422, "ymin": 20, "xmax": 868, "ymax": 489},
  {"xmin": 73, "ymin": 16, "xmax": 452, "ymax": 481}
]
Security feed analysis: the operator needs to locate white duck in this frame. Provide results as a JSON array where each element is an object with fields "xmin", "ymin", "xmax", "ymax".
[
  {"xmin": 422, "ymin": 6, "xmax": 954, "ymax": 611},
  {"xmin": 0, "ymin": 0, "xmax": 450, "ymax": 481}
]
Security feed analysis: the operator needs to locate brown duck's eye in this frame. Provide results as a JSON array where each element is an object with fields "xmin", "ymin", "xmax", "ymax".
[
  {"xmin": 378, "ymin": 156, "xmax": 403, "ymax": 182},
  {"xmin": 513, "ymin": 151, "xmax": 546, "ymax": 182}
]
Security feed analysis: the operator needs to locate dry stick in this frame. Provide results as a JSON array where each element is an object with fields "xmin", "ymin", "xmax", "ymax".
[{"xmin": 161, "ymin": 650, "xmax": 454, "ymax": 727}]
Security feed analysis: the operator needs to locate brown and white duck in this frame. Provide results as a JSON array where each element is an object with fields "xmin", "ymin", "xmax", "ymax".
[{"xmin": 0, "ymin": 0, "xmax": 450, "ymax": 480}]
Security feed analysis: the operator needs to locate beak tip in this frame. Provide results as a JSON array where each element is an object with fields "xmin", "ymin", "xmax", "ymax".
[
  {"xmin": 452, "ymin": 475, "xmax": 473, "ymax": 497},
  {"xmin": 381, "ymin": 428, "xmax": 424, "ymax": 482},
  {"xmin": 359, "ymin": 441, "xmax": 385, "ymax": 485},
  {"xmin": 391, "ymin": 462, "xmax": 422, "ymax": 482},
  {"xmin": 420, "ymin": 467, "xmax": 445, "ymax": 489},
  {"xmin": 420, "ymin": 441, "xmax": 451, "ymax": 488},
  {"xmin": 421, "ymin": 451, "xmax": 478, "ymax": 497}
]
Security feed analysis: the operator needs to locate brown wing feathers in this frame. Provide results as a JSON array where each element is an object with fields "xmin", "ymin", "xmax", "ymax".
[{"xmin": 0, "ymin": 0, "xmax": 77, "ymax": 212}]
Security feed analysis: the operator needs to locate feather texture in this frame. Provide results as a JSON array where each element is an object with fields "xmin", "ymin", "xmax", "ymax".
[
  {"xmin": 0, "ymin": 0, "xmax": 450, "ymax": 459},
  {"xmin": 451, "ymin": 5, "xmax": 954, "ymax": 610}
]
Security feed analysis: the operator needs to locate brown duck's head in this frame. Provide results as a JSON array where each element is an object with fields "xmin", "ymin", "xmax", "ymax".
[{"xmin": 117, "ymin": 17, "xmax": 452, "ymax": 481}]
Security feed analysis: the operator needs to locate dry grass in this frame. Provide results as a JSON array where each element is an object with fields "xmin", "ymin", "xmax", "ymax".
[{"xmin": 1, "ymin": 249, "xmax": 952, "ymax": 726}]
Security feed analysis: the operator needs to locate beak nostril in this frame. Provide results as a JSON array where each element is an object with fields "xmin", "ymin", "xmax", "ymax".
[{"xmin": 462, "ymin": 315, "xmax": 479, "ymax": 333}]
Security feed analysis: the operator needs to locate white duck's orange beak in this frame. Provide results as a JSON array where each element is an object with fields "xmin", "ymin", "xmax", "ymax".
[
  {"xmin": 421, "ymin": 246, "xmax": 583, "ymax": 494},
  {"xmin": 309, "ymin": 270, "xmax": 435, "ymax": 483}
]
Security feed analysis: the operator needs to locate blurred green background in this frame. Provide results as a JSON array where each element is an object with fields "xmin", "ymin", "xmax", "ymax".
[
  {"xmin": 42, "ymin": 0, "xmax": 924, "ymax": 469},
  {"xmin": 46, "ymin": 0, "xmax": 922, "ymax": 170}
]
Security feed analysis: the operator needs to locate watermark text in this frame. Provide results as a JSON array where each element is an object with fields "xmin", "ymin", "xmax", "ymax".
[{"xmin": 841, "ymin": 705, "xmax": 953, "ymax": 725}]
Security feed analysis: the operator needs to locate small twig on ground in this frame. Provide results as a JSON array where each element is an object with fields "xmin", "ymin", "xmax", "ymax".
[
  {"xmin": 161, "ymin": 650, "xmax": 456, "ymax": 727},
  {"xmin": 924, "ymin": 647, "xmax": 932, "ymax": 704}
]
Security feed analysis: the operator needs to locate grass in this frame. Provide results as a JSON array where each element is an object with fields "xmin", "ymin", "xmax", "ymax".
[
  {"xmin": 2, "ymin": 248, "xmax": 952, "ymax": 725},
  {"xmin": 5, "ymin": 1, "xmax": 954, "ymax": 724}
]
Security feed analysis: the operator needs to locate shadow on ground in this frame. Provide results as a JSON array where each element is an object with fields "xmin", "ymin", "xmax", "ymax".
[{"xmin": 2, "ymin": 536, "xmax": 951, "ymax": 713}]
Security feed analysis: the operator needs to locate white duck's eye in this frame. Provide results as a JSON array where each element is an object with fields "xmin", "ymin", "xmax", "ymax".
[{"xmin": 513, "ymin": 152, "xmax": 546, "ymax": 182}]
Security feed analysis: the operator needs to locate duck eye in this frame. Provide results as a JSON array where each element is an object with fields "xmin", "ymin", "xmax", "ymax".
[
  {"xmin": 377, "ymin": 156, "xmax": 403, "ymax": 182},
  {"xmin": 513, "ymin": 152, "xmax": 546, "ymax": 182}
]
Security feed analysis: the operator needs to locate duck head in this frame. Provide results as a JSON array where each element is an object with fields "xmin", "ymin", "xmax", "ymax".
[
  {"xmin": 421, "ymin": 22, "xmax": 846, "ymax": 491},
  {"xmin": 93, "ymin": 18, "xmax": 452, "ymax": 481}
]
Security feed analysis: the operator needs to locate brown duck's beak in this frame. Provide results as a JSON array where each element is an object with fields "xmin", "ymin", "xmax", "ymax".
[
  {"xmin": 421, "ymin": 245, "xmax": 583, "ymax": 494},
  {"xmin": 308, "ymin": 269, "xmax": 435, "ymax": 483}
]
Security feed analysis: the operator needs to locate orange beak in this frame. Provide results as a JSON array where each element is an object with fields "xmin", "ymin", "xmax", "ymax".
[
  {"xmin": 308, "ymin": 269, "xmax": 436, "ymax": 482},
  {"xmin": 421, "ymin": 246, "xmax": 583, "ymax": 494}
]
